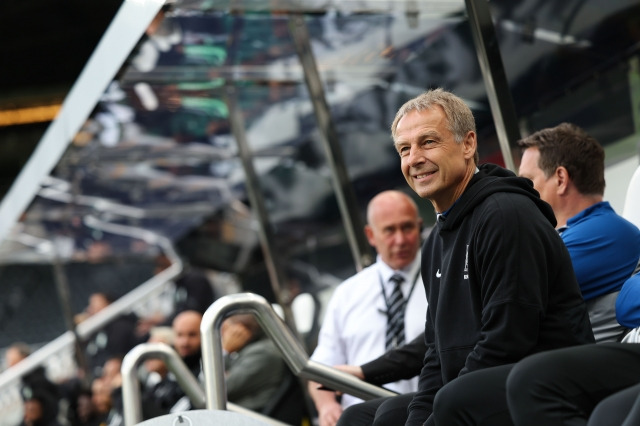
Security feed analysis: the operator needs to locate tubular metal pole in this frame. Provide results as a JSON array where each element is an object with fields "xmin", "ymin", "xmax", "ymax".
[
  {"xmin": 121, "ymin": 343, "xmax": 205, "ymax": 426},
  {"xmin": 120, "ymin": 342, "xmax": 289, "ymax": 426},
  {"xmin": 51, "ymin": 255, "xmax": 90, "ymax": 383},
  {"xmin": 288, "ymin": 14, "xmax": 374, "ymax": 271},
  {"xmin": 0, "ymin": 0, "xmax": 167, "ymax": 246},
  {"xmin": 224, "ymin": 85, "xmax": 301, "ymax": 338},
  {"xmin": 200, "ymin": 293, "xmax": 396, "ymax": 411},
  {"xmin": 465, "ymin": 0, "xmax": 520, "ymax": 172}
]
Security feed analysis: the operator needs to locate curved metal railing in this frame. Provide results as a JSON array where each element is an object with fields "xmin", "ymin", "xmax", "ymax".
[
  {"xmin": 121, "ymin": 342, "xmax": 289, "ymax": 426},
  {"xmin": 121, "ymin": 292, "xmax": 396, "ymax": 425},
  {"xmin": 200, "ymin": 292, "xmax": 396, "ymax": 410},
  {"xmin": 122, "ymin": 343, "xmax": 204, "ymax": 426}
]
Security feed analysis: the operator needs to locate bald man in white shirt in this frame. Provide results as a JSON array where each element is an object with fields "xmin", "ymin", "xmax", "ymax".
[{"xmin": 308, "ymin": 190, "xmax": 428, "ymax": 426}]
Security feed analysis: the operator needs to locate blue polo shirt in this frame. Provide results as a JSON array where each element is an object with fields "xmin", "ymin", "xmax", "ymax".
[
  {"xmin": 616, "ymin": 271, "xmax": 640, "ymax": 328},
  {"xmin": 560, "ymin": 201, "xmax": 640, "ymax": 300}
]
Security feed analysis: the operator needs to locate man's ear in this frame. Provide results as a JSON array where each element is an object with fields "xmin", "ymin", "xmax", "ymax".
[
  {"xmin": 555, "ymin": 166, "xmax": 570, "ymax": 195},
  {"xmin": 463, "ymin": 131, "xmax": 477, "ymax": 161},
  {"xmin": 364, "ymin": 225, "xmax": 375, "ymax": 246}
]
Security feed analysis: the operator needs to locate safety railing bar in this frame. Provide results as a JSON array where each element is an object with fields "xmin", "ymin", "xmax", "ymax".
[
  {"xmin": 76, "ymin": 216, "xmax": 182, "ymax": 338},
  {"xmin": 0, "ymin": 331, "xmax": 75, "ymax": 388},
  {"xmin": 0, "ymin": 225, "xmax": 181, "ymax": 397},
  {"xmin": 75, "ymin": 268, "xmax": 179, "ymax": 338},
  {"xmin": 122, "ymin": 343, "xmax": 205, "ymax": 426},
  {"xmin": 0, "ymin": 277, "xmax": 177, "ymax": 404},
  {"xmin": 297, "ymin": 359, "xmax": 399, "ymax": 397},
  {"xmin": 121, "ymin": 343, "xmax": 289, "ymax": 426},
  {"xmin": 201, "ymin": 293, "xmax": 397, "ymax": 412}
]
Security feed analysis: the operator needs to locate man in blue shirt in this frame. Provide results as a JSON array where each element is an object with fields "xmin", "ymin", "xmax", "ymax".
[
  {"xmin": 518, "ymin": 122, "xmax": 640, "ymax": 342},
  {"xmin": 615, "ymin": 265, "xmax": 640, "ymax": 328}
]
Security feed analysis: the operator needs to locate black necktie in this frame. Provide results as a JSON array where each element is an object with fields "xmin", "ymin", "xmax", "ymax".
[{"xmin": 385, "ymin": 273, "xmax": 406, "ymax": 350}]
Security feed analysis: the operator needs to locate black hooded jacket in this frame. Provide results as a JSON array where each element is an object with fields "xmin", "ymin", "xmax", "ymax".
[{"xmin": 406, "ymin": 164, "xmax": 595, "ymax": 425}]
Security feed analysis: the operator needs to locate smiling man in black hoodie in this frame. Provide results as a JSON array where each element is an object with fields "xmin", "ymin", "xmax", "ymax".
[{"xmin": 389, "ymin": 88, "xmax": 594, "ymax": 426}]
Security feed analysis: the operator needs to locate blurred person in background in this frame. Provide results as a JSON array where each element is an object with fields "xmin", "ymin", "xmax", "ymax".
[
  {"xmin": 76, "ymin": 292, "xmax": 142, "ymax": 380},
  {"xmin": 5, "ymin": 342, "xmax": 61, "ymax": 425},
  {"xmin": 221, "ymin": 314, "xmax": 287, "ymax": 411},
  {"xmin": 308, "ymin": 190, "xmax": 428, "ymax": 426}
]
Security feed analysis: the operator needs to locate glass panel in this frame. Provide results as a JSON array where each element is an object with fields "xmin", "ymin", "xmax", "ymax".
[
  {"xmin": 491, "ymin": 0, "xmax": 640, "ymax": 149},
  {"xmin": 2, "ymin": 0, "xmax": 639, "ymax": 358},
  {"xmin": 2, "ymin": 2, "xmax": 640, "ymax": 420}
]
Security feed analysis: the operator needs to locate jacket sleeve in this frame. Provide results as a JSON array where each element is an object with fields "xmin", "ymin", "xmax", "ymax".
[
  {"xmin": 361, "ymin": 332, "xmax": 426, "ymax": 385},
  {"xmin": 616, "ymin": 272, "xmax": 640, "ymax": 329}
]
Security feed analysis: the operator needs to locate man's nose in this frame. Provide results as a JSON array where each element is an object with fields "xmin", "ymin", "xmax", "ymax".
[
  {"xmin": 391, "ymin": 230, "xmax": 406, "ymax": 244},
  {"xmin": 407, "ymin": 145, "xmax": 425, "ymax": 167}
]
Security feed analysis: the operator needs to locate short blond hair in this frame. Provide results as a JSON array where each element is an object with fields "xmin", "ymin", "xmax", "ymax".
[{"xmin": 391, "ymin": 88, "xmax": 478, "ymax": 164}]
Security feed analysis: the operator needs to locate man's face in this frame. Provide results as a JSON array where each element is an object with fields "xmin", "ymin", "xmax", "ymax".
[
  {"xmin": 91, "ymin": 379, "xmax": 112, "ymax": 414},
  {"xmin": 101, "ymin": 358, "xmax": 122, "ymax": 384},
  {"xmin": 395, "ymin": 107, "xmax": 476, "ymax": 212},
  {"xmin": 519, "ymin": 147, "xmax": 556, "ymax": 207},
  {"xmin": 87, "ymin": 294, "xmax": 109, "ymax": 316},
  {"xmin": 76, "ymin": 394, "xmax": 94, "ymax": 422},
  {"xmin": 144, "ymin": 334, "xmax": 171, "ymax": 376},
  {"xmin": 23, "ymin": 399, "xmax": 43, "ymax": 424},
  {"xmin": 172, "ymin": 312, "xmax": 202, "ymax": 358},
  {"xmin": 365, "ymin": 198, "xmax": 422, "ymax": 271},
  {"xmin": 5, "ymin": 347, "xmax": 24, "ymax": 368}
]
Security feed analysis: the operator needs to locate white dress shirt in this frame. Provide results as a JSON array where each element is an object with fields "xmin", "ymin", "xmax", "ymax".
[{"xmin": 310, "ymin": 254, "xmax": 428, "ymax": 408}]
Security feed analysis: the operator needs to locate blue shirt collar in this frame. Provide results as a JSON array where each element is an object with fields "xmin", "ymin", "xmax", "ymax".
[
  {"xmin": 566, "ymin": 201, "xmax": 611, "ymax": 226},
  {"xmin": 559, "ymin": 201, "xmax": 611, "ymax": 235}
]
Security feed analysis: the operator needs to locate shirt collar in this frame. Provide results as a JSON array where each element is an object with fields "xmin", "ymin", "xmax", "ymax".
[
  {"xmin": 377, "ymin": 254, "xmax": 420, "ymax": 285},
  {"xmin": 566, "ymin": 201, "xmax": 610, "ymax": 227}
]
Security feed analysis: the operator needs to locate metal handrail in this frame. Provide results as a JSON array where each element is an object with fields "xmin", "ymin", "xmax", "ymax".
[
  {"xmin": 0, "ymin": 331, "xmax": 76, "ymax": 389},
  {"xmin": 201, "ymin": 292, "xmax": 396, "ymax": 410},
  {"xmin": 76, "ymin": 216, "xmax": 183, "ymax": 339},
  {"xmin": 0, "ymin": 277, "xmax": 180, "ymax": 390},
  {"xmin": 0, "ymin": 225, "xmax": 181, "ymax": 395},
  {"xmin": 122, "ymin": 343, "xmax": 205, "ymax": 425},
  {"xmin": 121, "ymin": 343, "xmax": 289, "ymax": 426}
]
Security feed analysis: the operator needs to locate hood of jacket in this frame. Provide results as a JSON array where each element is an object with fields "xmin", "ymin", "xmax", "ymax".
[{"xmin": 441, "ymin": 163, "xmax": 556, "ymax": 230}]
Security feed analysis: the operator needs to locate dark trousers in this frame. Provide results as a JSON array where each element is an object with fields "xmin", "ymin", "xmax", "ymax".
[
  {"xmin": 427, "ymin": 364, "xmax": 515, "ymax": 426},
  {"xmin": 507, "ymin": 343, "xmax": 640, "ymax": 426},
  {"xmin": 337, "ymin": 393, "xmax": 415, "ymax": 426},
  {"xmin": 338, "ymin": 362, "xmax": 515, "ymax": 426},
  {"xmin": 588, "ymin": 383, "xmax": 640, "ymax": 426},
  {"xmin": 340, "ymin": 344, "xmax": 640, "ymax": 426}
]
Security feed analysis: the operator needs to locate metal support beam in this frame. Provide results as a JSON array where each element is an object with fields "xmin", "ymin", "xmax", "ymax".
[
  {"xmin": 288, "ymin": 14, "xmax": 374, "ymax": 270},
  {"xmin": 224, "ymin": 85, "xmax": 300, "ymax": 338},
  {"xmin": 0, "ymin": 0, "xmax": 167, "ymax": 245},
  {"xmin": 51, "ymin": 256, "xmax": 89, "ymax": 382},
  {"xmin": 465, "ymin": 0, "xmax": 520, "ymax": 172}
]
